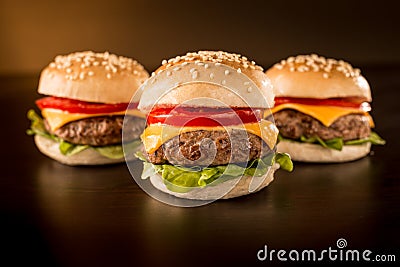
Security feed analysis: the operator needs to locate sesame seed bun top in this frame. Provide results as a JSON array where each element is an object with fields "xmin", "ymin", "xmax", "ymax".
[
  {"xmin": 265, "ymin": 54, "xmax": 372, "ymax": 101},
  {"xmin": 138, "ymin": 51, "xmax": 274, "ymax": 112},
  {"xmin": 38, "ymin": 51, "xmax": 149, "ymax": 103}
]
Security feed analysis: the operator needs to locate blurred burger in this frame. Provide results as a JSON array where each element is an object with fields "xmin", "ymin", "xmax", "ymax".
[
  {"xmin": 136, "ymin": 51, "xmax": 292, "ymax": 200},
  {"xmin": 266, "ymin": 54, "xmax": 385, "ymax": 163},
  {"xmin": 27, "ymin": 51, "xmax": 149, "ymax": 165}
]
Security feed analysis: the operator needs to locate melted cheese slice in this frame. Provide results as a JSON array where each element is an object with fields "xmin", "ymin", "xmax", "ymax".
[
  {"xmin": 270, "ymin": 103, "xmax": 374, "ymax": 127},
  {"xmin": 142, "ymin": 120, "xmax": 278, "ymax": 154},
  {"xmin": 42, "ymin": 108, "xmax": 145, "ymax": 131}
]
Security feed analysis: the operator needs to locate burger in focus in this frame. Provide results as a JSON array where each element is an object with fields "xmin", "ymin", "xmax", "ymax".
[
  {"xmin": 266, "ymin": 54, "xmax": 385, "ymax": 163},
  {"xmin": 135, "ymin": 51, "xmax": 293, "ymax": 200},
  {"xmin": 27, "ymin": 51, "xmax": 149, "ymax": 165}
]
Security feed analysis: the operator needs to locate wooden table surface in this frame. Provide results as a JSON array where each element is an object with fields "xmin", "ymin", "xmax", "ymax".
[{"xmin": 1, "ymin": 66, "xmax": 399, "ymax": 266}]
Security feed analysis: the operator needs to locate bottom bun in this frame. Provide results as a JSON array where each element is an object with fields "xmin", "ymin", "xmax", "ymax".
[
  {"xmin": 34, "ymin": 135, "xmax": 126, "ymax": 166},
  {"xmin": 149, "ymin": 163, "xmax": 279, "ymax": 200},
  {"xmin": 277, "ymin": 140, "xmax": 371, "ymax": 163}
]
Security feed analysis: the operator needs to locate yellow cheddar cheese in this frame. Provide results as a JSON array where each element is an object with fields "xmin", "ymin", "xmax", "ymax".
[
  {"xmin": 270, "ymin": 103, "xmax": 374, "ymax": 127},
  {"xmin": 141, "ymin": 120, "xmax": 278, "ymax": 154},
  {"xmin": 42, "ymin": 108, "xmax": 145, "ymax": 131}
]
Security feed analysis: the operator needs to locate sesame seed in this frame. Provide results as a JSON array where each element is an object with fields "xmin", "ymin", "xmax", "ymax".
[
  {"xmin": 173, "ymin": 66, "xmax": 181, "ymax": 71},
  {"xmin": 106, "ymin": 73, "xmax": 112, "ymax": 79},
  {"xmin": 237, "ymin": 68, "xmax": 242, "ymax": 73},
  {"xmin": 224, "ymin": 70, "xmax": 230, "ymax": 75},
  {"xmin": 247, "ymin": 87, "xmax": 252, "ymax": 92},
  {"xmin": 166, "ymin": 71, "xmax": 172, "ymax": 76},
  {"xmin": 79, "ymin": 72, "xmax": 85, "ymax": 80},
  {"xmin": 221, "ymin": 80, "xmax": 226, "ymax": 85},
  {"xmin": 323, "ymin": 73, "xmax": 329, "ymax": 79},
  {"xmin": 276, "ymin": 54, "xmax": 361, "ymax": 79},
  {"xmin": 189, "ymin": 68, "xmax": 197, "ymax": 73},
  {"xmin": 88, "ymin": 71, "xmax": 94, "ymax": 76},
  {"xmin": 159, "ymin": 51, "xmax": 264, "ymax": 76},
  {"xmin": 162, "ymin": 59, "xmax": 167, "ymax": 65},
  {"xmin": 210, "ymin": 73, "xmax": 215, "ymax": 79},
  {"xmin": 192, "ymin": 71, "xmax": 198, "ymax": 79},
  {"xmin": 66, "ymin": 68, "xmax": 72, "ymax": 73}
]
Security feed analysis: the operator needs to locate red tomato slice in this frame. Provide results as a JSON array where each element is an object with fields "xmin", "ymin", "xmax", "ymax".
[
  {"xmin": 147, "ymin": 105, "xmax": 264, "ymax": 127},
  {"xmin": 274, "ymin": 97, "xmax": 371, "ymax": 112},
  {"xmin": 36, "ymin": 97, "xmax": 137, "ymax": 114}
]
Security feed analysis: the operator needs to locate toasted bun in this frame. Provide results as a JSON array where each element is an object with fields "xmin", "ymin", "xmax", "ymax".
[
  {"xmin": 38, "ymin": 51, "xmax": 149, "ymax": 103},
  {"xmin": 266, "ymin": 54, "xmax": 371, "ymax": 101},
  {"xmin": 149, "ymin": 163, "xmax": 279, "ymax": 200},
  {"xmin": 138, "ymin": 51, "xmax": 274, "ymax": 112},
  {"xmin": 277, "ymin": 140, "xmax": 371, "ymax": 163},
  {"xmin": 34, "ymin": 135, "xmax": 129, "ymax": 165}
]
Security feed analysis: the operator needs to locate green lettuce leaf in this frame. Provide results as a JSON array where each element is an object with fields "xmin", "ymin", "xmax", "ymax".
[
  {"xmin": 27, "ymin": 109, "xmax": 138, "ymax": 159},
  {"xmin": 136, "ymin": 151, "xmax": 293, "ymax": 193},
  {"xmin": 300, "ymin": 135, "xmax": 344, "ymax": 150},
  {"xmin": 94, "ymin": 140, "xmax": 142, "ymax": 159},
  {"xmin": 59, "ymin": 140, "xmax": 89, "ymax": 156},
  {"xmin": 274, "ymin": 152, "xmax": 294, "ymax": 172},
  {"xmin": 27, "ymin": 109, "xmax": 60, "ymax": 141},
  {"xmin": 280, "ymin": 131, "xmax": 385, "ymax": 151},
  {"xmin": 344, "ymin": 131, "xmax": 386, "ymax": 146}
]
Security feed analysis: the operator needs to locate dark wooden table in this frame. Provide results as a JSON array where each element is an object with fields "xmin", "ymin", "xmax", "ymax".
[{"xmin": 1, "ymin": 66, "xmax": 399, "ymax": 266}]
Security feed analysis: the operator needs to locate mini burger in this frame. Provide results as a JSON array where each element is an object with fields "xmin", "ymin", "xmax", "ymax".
[
  {"xmin": 135, "ymin": 51, "xmax": 292, "ymax": 200},
  {"xmin": 266, "ymin": 54, "xmax": 385, "ymax": 163},
  {"xmin": 27, "ymin": 51, "xmax": 149, "ymax": 165}
]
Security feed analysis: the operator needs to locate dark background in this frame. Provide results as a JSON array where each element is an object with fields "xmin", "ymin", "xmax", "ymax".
[
  {"xmin": 0, "ymin": 0, "xmax": 399, "ymax": 74},
  {"xmin": 1, "ymin": 1, "xmax": 399, "ymax": 266}
]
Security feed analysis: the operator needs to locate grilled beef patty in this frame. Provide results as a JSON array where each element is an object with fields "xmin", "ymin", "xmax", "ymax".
[
  {"xmin": 148, "ymin": 129, "xmax": 271, "ymax": 166},
  {"xmin": 45, "ymin": 115, "xmax": 144, "ymax": 146},
  {"xmin": 272, "ymin": 110, "xmax": 371, "ymax": 141}
]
